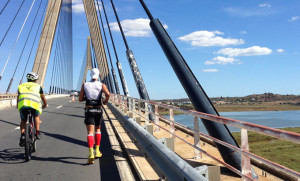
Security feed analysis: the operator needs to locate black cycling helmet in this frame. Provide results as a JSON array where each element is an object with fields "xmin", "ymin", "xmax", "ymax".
[{"xmin": 26, "ymin": 72, "xmax": 39, "ymax": 81}]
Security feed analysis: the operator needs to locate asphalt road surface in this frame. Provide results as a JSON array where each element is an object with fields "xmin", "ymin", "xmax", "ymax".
[{"xmin": 0, "ymin": 97, "xmax": 122, "ymax": 181}]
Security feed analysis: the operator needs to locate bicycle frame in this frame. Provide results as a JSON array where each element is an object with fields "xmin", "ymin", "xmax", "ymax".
[{"xmin": 24, "ymin": 109, "xmax": 36, "ymax": 161}]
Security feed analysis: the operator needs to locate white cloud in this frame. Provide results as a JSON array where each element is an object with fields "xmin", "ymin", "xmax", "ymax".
[
  {"xmin": 217, "ymin": 46, "xmax": 272, "ymax": 57},
  {"xmin": 178, "ymin": 31, "xmax": 244, "ymax": 47},
  {"xmin": 205, "ymin": 56, "xmax": 239, "ymax": 65},
  {"xmin": 277, "ymin": 49, "xmax": 285, "ymax": 53},
  {"xmin": 259, "ymin": 3, "xmax": 271, "ymax": 8},
  {"xmin": 289, "ymin": 16, "xmax": 299, "ymax": 22},
  {"xmin": 72, "ymin": 2, "xmax": 85, "ymax": 13},
  {"xmin": 202, "ymin": 69, "xmax": 218, "ymax": 72},
  {"xmin": 110, "ymin": 18, "xmax": 168, "ymax": 37}
]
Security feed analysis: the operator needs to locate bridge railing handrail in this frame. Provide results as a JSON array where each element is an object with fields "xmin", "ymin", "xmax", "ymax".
[
  {"xmin": 110, "ymin": 94, "xmax": 300, "ymax": 180},
  {"xmin": 129, "ymin": 96, "xmax": 300, "ymax": 144}
]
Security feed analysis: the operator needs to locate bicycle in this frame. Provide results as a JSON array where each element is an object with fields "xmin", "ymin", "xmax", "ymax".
[{"xmin": 24, "ymin": 109, "xmax": 37, "ymax": 161}]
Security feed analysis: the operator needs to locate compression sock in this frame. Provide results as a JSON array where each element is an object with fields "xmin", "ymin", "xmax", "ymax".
[
  {"xmin": 95, "ymin": 132, "xmax": 101, "ymax": 146},
  {"xmin": 87, "ymin": 134, "xmax": 94, "ymax": 148}
]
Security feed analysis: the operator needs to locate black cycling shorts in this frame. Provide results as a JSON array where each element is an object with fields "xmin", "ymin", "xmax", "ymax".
[
  {"xmin": 20, "ymin": 107, "xmax": 39, "ymax": 120},
  {"xmin": 84, "ymin": 108, "xmax": 103, "ymax": 126}
]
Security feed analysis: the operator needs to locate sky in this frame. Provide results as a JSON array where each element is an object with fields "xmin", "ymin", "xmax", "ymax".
[{"xmin": 0, "ymin": 0, "xmax": 299, "ymax": 100}]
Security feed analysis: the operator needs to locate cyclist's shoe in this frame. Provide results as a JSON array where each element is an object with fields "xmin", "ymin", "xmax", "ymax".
[
  {"xmin": 87, "ymin": 148, "xmax": 95, "ymax": 164},
  {"xmin": 95, "ymin": 149, "xmax": 102, "ymax": 158},
  {"xmin": 19, "ymin": 135, "xmax": 25, "ymax": 147},
  {"xmin": 36, "ymin": 131, "xmax": 42, "ymax": 140}
]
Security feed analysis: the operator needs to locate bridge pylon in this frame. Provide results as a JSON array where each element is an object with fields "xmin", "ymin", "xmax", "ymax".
[
  {"xmin": 32, "ymin": 0, "xmax": 62, "ymax": 86},
  {"xmin": 82, "ymin": 0, "xmax": 113, "ymax": 91},
  {"xmin": 81, "ymin": 37, "xmax": 93, "ymax": 85}
]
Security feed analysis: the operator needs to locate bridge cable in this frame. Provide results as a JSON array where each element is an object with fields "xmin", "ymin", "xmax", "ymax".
[
  {"xmin": 52, "ymin": 0, "xmax": 72, "ymax": 93},
  {"xmin": 138, "ymin": 0, "xmax": 245, "ymax": 173},
  {"xmin": 100, "ymin": 0, "xmax": 129, "ymax": 96},
  {"xmin": 90, "ymin": 41, "xmax": 97, "ymax": 68},
  {"xmin": 20, "ymin": 0, "xmax": 49, "ymax": 85},
  {"xmin": 95, "ymin": 0, "xmax": 120, "ymax": 94},
  {"xmin": 50, "ymin": 3, "xmax": 63, "ymax": 94},
  {"xmin": 0, "ymin": 0, "xmax": 25, "ymax": 46},
  {"xmin": 0, "ymin": 0, "xmax": 37, "ymax": 81},
  {"xmin": 49, "ymin": 42, "xmax": 59, "ymax": 93},
  {"xmin": 0, "ymin": 0, "xmax": 11, "ymax": 15},
  {"xmin": 94, "ymin": 0, "xmax": 114, "ymax": 93},
  {"xmin": 109, "ymin": 0, "xmax": 130, "ymax": 50},
  {"xmin": 6, "ymin": 0, "xmax": 44, "ymax": 93},
  {"xmin": 49, "ymin": 6, "xmax": 64, "ymax": 94},
  {"xmin": 110, "ymin": 0, "xmax": 154, "ymax": 120}
]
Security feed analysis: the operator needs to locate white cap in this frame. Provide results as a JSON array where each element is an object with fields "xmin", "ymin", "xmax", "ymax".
[{"xmin": 91, "ymin": 68, "xmax": 100, "ymax": 79}]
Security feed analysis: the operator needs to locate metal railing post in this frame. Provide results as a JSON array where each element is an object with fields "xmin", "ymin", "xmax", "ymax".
[
  {"xmin": 129, "ymin": 97, "xmax": 132, "ymax": 112},
  {"xmin": 125, "ymin": 96, "xmax": 128, "ymax": 112},
  {"xmin": 118, "ymin": 95, "xmax": 122, "ymax": 109},
  {"xmin": 145, "ymin": 102, "xmax": 149, "ymax": 125},
  {"xmin": 241, "ymin": 128, "xmax": 251, "ymax": 181},
  {"xmin": 132, "ymin": 98, "xmax": 136, "ymax": 118},
  {"xmin": 169, "ymin": 108, "xmax": 175, "ymax": 138},
  {"xmin": 194, "ymin": 116, "xmax": 202, "ymax": 159},
  {"xmin": 154, "ymin": 104, "xmax": 160, "ymax": 131},
  {"xmin": 138, "ymin": 100, "xmax": 141, "ymax": 118}
]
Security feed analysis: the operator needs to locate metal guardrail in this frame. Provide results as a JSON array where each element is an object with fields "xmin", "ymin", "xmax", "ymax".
[
  {"xmin": 109, "ymin": 94, "xmax": 300, "ymax": 181},
  {"xmin": 108, "ymin": 102, "xmax": 208, "ymax": 181},
  {"xmin": 0, "ymin": 93, "xmax": 18, "ymax": 99}
]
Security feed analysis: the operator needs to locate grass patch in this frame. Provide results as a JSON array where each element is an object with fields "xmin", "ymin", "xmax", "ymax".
[{"xmin": 232, "ymin": 127, "xmax": 300, "ymax": 172}]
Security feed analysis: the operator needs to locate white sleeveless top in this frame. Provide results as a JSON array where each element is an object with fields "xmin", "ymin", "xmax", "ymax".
[{"xmin": 84, "ymin": 80, "xmax": 102, "ymax": 101}]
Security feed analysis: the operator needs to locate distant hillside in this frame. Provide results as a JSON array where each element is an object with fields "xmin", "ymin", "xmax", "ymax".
[
  {"xmin": 156, "ymin": 93, "xmax": 300, "ymax": 112},
  {"xmin": 210, "ymin": 93, "xmax": 300, "ymax": 105},
  {"xmin": 157, "ymin": 93, "xmax": 300, "ymax": 104}
]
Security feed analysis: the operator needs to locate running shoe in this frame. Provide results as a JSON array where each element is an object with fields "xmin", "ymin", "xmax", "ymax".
[
  {"xmin": 95, "ymin": 149, "xmax": 102, "ymax": 158},
  {"xmin": 87, "ymin": 148, "xmax": 95, "ymax": 164}
]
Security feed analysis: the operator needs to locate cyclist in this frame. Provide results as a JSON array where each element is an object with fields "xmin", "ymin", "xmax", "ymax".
[
  {"xmin": 17, "ymin": 72, "xmax": 47, "ymax": 147},
  {"xmin": 79, "ymin": 68, "xmax": 110, "ymax": 164}
]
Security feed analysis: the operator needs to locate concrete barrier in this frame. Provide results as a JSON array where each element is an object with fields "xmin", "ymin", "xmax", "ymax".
[{"xmin": 0, "ymin": 94, "xmax": 69, "ymax": 110}]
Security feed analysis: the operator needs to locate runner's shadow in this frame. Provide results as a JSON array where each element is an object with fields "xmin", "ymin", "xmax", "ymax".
[
  {"xmin": 42, "ymin": 110, "xmax": 84, "ymax": 118},
  {"xmin": 0, "ymin": 148, "xmax": 26, "ymax": 164},
  {"xmin": 43, "ymin": 132, "xmax": 87, "ymax": 147}
]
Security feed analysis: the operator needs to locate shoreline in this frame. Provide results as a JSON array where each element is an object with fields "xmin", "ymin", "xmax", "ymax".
[
  {"xmin": 159, "ymin": 104, "xmax": 300, "ymax": 115},
  {"xmin": 159, "ymin": 108, "xmax": 300, "ymax": 116}
]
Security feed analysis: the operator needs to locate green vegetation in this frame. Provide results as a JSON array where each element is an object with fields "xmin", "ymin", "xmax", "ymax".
[
  {"xmin": 232, "ymin": 127, "xmax": 300, "ymax": 172},
  {"xmin": 157, "ymin": 93, "xmax": 300, "ymax": 113}
]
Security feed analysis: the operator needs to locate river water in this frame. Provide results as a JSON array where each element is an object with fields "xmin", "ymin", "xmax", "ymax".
[{"xmin": 170, "ymin": 110, "xmax": 300, "ymax": 133}]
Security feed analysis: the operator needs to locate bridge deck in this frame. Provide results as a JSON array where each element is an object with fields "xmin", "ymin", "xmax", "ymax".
[
  {"xmin": 0, "ymin": 97, "xmax": 131, "ymax": 180},
  {"xmin": 0, "ymin": 97, "xmax": 285, "ymax": 180}
]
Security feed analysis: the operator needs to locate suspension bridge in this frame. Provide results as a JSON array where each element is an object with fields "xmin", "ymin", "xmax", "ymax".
[{"xmin": 0, "ymin": 0, "xmax": 299, "ymax": 180}]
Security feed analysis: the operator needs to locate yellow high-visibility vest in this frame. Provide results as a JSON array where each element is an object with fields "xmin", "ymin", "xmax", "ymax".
[{"xmin": 18, "ymin": 82, "xmax": 42, "ymax": 114}]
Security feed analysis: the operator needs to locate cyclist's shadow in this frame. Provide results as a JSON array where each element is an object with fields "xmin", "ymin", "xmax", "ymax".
[
  {"xmin": 0, "ymin": 148, "xmax": 89, "ymax": 166},
  {"xmin": 0, "ymin": 148, "xmax": 26, "ymax": 164}
]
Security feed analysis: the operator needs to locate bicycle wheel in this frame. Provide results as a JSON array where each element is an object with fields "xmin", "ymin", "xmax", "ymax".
[
  {"xmin": 25, "ymin": 123, "xmax": 32, "ymax": 161},
  {"xmin": 32, "ymin": 127, "xmax": 36, "ymax": 152}
]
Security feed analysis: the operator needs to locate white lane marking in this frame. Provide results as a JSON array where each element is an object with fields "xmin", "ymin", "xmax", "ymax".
[
  {"xmin": 15, "ymin": 126, "xmax": 20, "ymax": 130},
  {"xmin": 56, "ymin": 105, "xmax": 63, "ymax": 109}
]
